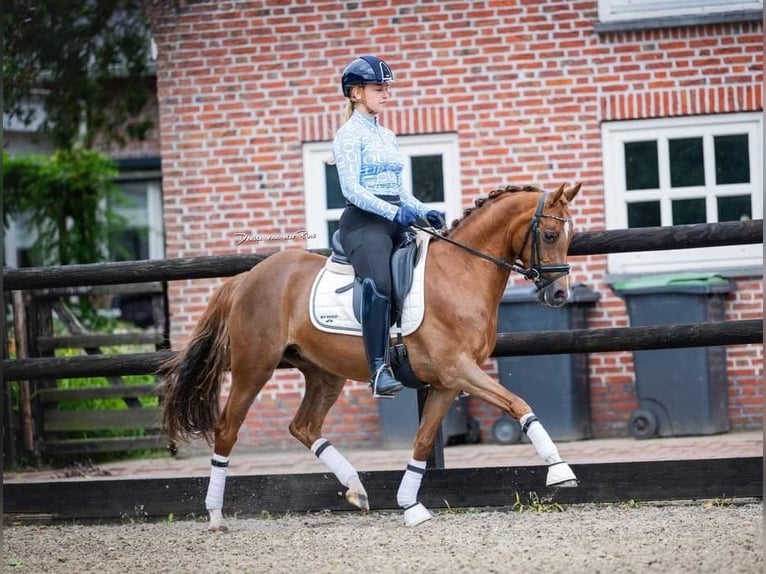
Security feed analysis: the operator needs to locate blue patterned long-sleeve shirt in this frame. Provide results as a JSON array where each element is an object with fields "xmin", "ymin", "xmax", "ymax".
[{"xmin": 332, "ymin": 111, "xmax": 429, "ymax": 221}]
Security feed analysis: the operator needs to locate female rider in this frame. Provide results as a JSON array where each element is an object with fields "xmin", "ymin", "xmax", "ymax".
[{"xmin": 332, "ymin": 55, "xmax": 445, "ymax": 398}]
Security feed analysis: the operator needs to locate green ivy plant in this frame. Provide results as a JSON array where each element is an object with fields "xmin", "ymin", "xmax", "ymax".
[{"xmin": 3, "ymin": 148, "xmax": 128, "ymax": 266}]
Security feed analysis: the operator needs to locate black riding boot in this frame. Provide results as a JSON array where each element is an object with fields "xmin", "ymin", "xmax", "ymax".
[{"xmin": 361, "ymin": 278, "xmax": 404, "ymax": 398}]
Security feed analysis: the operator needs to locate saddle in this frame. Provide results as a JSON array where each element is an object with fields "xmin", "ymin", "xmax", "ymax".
[{"xmin": 330, "ymin": 229, "xmax": 421, "ymax": 326}]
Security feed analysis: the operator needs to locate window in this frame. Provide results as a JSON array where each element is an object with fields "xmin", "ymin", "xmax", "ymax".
[
  {"xmin": 3, "ymin": 164, "xmax": 164, "ymax": 267},
  {"xmin": 110, "ymin": 179, "xmax": 164, "ymax": 261},
  {"xmin": 598, "ymin": 0, "xmax": 763, "ymax": 25},
  {"xmin": 602, "ymin": 113, "xmax": 762, "ymax": 274},
  {"xmin": 302, "ymin": 133, "xmax": 460, "ymax": 249}
]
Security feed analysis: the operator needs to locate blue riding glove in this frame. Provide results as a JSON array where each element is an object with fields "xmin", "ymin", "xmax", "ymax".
[
  {"xmin": 393, "ymin": 204, "xmax": 418, "ymax": 227},
  {"xmin": 426, "ymin": 210, "xmax": 446, "ymax": 230}
]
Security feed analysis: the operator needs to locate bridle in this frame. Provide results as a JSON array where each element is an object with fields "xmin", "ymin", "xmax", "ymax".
[{"xmin": 414, "ymin": 192, "xmax": 571, "ymax": 291}]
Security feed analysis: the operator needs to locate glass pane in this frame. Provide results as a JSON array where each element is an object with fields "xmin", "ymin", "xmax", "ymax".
[
  {"xmin": 717, "ymin": 195, "xmax": 752, "ymax": 221},
  {"xmin": 120, "ymin": 184, "xmax": 149, "ymax": 210},
  {"xmin": 627, "ymin": 201, "xmax": 660, "ymax": 228},
  {"xmin": 326, "ymin": 219, "xmax": 340, "ymax": 245},
  {"xmin": 325, "ymin": 164, "xmax": 345, "ymax": 209},
  {"xmin": 624, "ymin": 141, "xmax": 659, "ymax": 190},
  {"xmin": 110, "ymin": 228, "xmax": 150, "ymax": 261},
  {"xmin": 672, "ymin": 198, "xmax": 706, "ymax": 225},
  {"xmin": 114, "ymin": 182, "xmax": 149, "ymax": 225},
  {"xmin": 715, "ymin": 134, "xmax": 750, "ymax": 185},
  {"xmin": 411, "ymin": 155, "xmax": 444, "ymax": 203},
  {"xmin": 18, "ymin": 248, "xmax": 39, "ymax": 267},
  {"xmin": 669, "ymin": 137, "xmax": 704, "ymax": 188}
]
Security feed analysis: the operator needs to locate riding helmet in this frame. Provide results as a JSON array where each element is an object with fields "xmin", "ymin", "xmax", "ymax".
[{"xmin": 341, "ymin": 55, "xmax": 395, "ymax": 97}]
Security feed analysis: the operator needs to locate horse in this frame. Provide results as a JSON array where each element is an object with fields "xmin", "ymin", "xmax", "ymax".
[{"xmin": 159, "ymin": 182, "xmax": 582, "ymax": 530}]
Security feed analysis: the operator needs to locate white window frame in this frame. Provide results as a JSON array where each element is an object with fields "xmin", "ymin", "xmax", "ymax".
[
  {"xmin": 598, "ymin": 0, "xmax": 763, "ymax": 23},
  {"xmin": 602, "ymin": 112, "xmax": 763, "ymax": 275},
  {"xmin": 302, "ymin": 133, "xmax": 461, "ymax": 250}
]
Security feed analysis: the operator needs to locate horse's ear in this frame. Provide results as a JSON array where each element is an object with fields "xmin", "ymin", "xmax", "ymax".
[
  {"xmin": 549, "ymin": 183, "xmax": 566, "ymax": 205},
  {"xmin": 564, "ymin": 182, "xmax": 582, "ymax": 202}
]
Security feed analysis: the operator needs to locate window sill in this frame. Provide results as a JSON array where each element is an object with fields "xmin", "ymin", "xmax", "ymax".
[{"xmin": 595, "ymin": 9, "xmax": 763, "ymax": 33}]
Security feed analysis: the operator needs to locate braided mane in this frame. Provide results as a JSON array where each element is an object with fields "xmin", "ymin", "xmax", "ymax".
[{"xmin": 444, "ymin": 184, "xmax": 543, "ymax": 236}]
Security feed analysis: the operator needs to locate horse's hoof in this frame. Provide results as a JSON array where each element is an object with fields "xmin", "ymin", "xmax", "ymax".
[
  {"xmin": 345, "ymin": 489, "xmax": 370, "ymax": 511},
  {"xmin": 345, "ymin": 476, "xmax": 370, "ymax": 511},
  {"xmin": 546, "ymin": 461, "xmax": 578, "ymax": 487},
  {"xmin": 207, "ymin": 509, "xmax": 228, "ymax": 532},
  {"xmin": 403, "ymin": 502, "xmax": 434, "ymax": 527}
]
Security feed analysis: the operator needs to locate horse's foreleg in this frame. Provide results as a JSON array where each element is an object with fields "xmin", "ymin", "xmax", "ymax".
[
  {"xmin": 288, "ymin": 368, "xmax": 369, "ymax": 510},
  {"xmin": 397, "ymin": 388, "xmax": 458, "ymax": 526},
  {"xmin": 452, "ymin": 359, "xmax": 578, "ymax": 488},
  {"xmin": 519, "ymin": 412, "xmax": 577, "ymax": 486}
]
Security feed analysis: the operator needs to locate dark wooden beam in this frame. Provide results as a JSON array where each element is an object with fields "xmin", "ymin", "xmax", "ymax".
[
  {"xmin": 3, "ymin": 220, "xmax": 761, "ymax": 290},
  {"xmin": 3, "ymin": 457, "xmax": 762, "ymax": 521},
  {"xmin": 36, "ymin": 332, "xmax": 164, "ymax": 351},
  {"xmin": 42, "ymin": 435, "xmax": 168, "ymax": 456},
  {"xmin": 3, "ymin": 319, "xmax": 761, "ymax": 381},
  {"xmin": 37, "ymin": 384, "xmax": 159, "ymax": 402},
  {"xmin": 567, "ymin": 219, "xmax": 762, "ymax": 256},
  {"xmin": 493, "ymin": 319, "xmax": 763, "ymax": 356}
]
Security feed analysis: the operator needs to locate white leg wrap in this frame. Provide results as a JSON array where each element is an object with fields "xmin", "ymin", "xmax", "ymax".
[
  {"xmin": 520, "ymin": 413, "xmax": 562, "ymax": 465},
  {"xmin": 520, "ymin": 413, "xmax": 578, "ymax": 487},
  {"xmin": 205, "ymin": 453, "xmax": 229, "ymax": 511},
  {"xmin": 311, "ymin": 438, "xmax": 358, "ymax": 487},
  {"xmin": 396, "ymin": 458, "xmax": 427, "ymax": 508}
]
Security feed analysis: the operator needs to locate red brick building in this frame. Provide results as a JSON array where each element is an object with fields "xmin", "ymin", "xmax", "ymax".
[{"xmin": 146, "ymin": 0, "xmax": 763, "ymax": 447}]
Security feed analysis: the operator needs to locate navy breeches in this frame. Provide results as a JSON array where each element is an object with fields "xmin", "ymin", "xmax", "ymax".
[{"xmin": 338, "ymin": 205, "xmax": 400, "ymax": 298}]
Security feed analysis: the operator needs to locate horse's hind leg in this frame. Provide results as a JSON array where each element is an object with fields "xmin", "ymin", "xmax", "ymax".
[
  {"xmin": 206, "ymin": 354, "xmax": 279, "ymax": 533},
  {"xmin": 288, "ymin": 365, "xmax": 369, "ymax": 511},
  {"xmin": 395, "ymin": 387, "xmax": 458, "ymax": 526}
]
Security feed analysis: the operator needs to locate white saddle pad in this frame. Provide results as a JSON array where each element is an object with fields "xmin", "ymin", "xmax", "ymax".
[{"xmin": 309, "ymin": 233, "xmax": 431, "ymax": 337}]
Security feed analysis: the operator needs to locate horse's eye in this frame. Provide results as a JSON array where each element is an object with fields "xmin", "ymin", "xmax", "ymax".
[{"xmin": 543, "ymin": 231, "xmax": 557, "ymax": 243}]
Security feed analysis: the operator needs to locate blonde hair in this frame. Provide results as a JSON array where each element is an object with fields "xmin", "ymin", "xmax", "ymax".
[
  {"xmin": 344, "ymin": 84, "xmax": 363, "ymax": 122},
  {"xmin": 344, "ymin": 98, "xmax": 355, "ymax": 122}
]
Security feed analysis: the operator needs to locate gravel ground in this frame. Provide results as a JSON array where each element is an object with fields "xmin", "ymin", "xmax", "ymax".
[{"xmin": 4, "ymin": 500, "xmax": 762, "ymax": 574}]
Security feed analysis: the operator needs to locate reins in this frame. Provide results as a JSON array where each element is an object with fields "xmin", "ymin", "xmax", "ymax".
[
  {"xmin": 413, "ymin": 223, "xmax": 530, "ymax": 276},
  {"xmin": 412, "ymin": 192, "xmax": 571, "ymax": 291}
]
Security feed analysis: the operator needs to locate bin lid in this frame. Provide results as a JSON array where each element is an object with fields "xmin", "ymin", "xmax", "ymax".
[
  {"xmin": 611, "ymin": 273, "xmax": 734, "ymax": 295},
  {"xmin": 501, "ymin": 283, "xmax": 601, "ymax": 304}
]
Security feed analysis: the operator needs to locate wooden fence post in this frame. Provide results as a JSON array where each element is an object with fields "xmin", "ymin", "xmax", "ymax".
[
  {"xmin": 3, "ymin": 292, "xmax": 18, "ymax": 466},
  {"xmin": 11, "ymin": 291, "xmax": 35, "ymax": 455}
]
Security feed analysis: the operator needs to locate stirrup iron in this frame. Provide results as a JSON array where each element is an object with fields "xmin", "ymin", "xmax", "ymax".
[{"xmin": 370, "ymin": 364, "xmax": 402, "ymax": 399}]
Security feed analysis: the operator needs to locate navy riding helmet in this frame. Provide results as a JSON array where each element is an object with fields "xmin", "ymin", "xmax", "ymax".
[{"xmin": 341, "ymin": 55, "xmax": 395, "ymax": 97}]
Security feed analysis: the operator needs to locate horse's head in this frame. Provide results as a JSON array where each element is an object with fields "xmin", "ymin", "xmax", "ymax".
[{"xmin": 512, "ymin": 182, "xmax": 581, "ymax": 308}]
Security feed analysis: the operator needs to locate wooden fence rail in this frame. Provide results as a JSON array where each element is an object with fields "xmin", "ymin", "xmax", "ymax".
[
  {"xmin": 4, "ymin": 319, "xmax": 761, "ymax": 381},
  {"xmin": 3, "ymin": 220, "xmax": 762, "ymax": 290}
]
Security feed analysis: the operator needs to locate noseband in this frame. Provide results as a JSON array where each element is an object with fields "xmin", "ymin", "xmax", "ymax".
[{"xmin": 414, "ymin": 192, "xmax": 571, "ymax": 291}]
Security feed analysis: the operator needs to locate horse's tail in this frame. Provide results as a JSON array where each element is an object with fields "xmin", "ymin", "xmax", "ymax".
[{"xmin": 158, "ymin": 274, "xmax": 244, "ymax": 445}]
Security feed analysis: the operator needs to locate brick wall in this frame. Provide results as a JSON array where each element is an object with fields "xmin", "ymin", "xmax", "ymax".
[{"xmin": 147, "ymin": 0, "xmax": 763, "ymax": 448}]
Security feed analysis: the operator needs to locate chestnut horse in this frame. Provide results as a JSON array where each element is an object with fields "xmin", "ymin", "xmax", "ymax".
[{"xmin": 159, "ymin": 182, "xmax": 582, "ymax": 530}]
